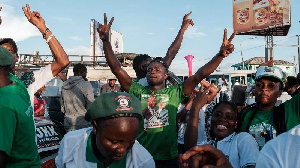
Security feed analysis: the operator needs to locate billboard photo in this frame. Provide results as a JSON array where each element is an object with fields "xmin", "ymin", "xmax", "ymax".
[
  {"xmin": 233, "ymin": 0, "xmax": 291, "ymax": 36},
  {"xmin": 90, "ymin": 19, "xmax": 123, "ymax": 60},
  {"xmin": 110, "ymin": 29, "xmax": 124, "ymax": 54}
]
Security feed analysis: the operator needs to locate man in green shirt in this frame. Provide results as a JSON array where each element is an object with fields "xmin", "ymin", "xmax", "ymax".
[
  {"xmin": 0, "ymin": 45, "xmax": 40, "ymax": 167},
  {"xmin": 238, "ymin": 65, "xmax": 300, "ymax": 149},
  {"xmin": 98, "ymin": 13, "xmax": 237, "ymax": 167}
]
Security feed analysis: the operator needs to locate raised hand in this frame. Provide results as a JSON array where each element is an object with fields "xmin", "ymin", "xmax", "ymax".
[
  {"xmin": 22, "ymin": 4, "xmax": 46, "ymax": 31},
  {"xmin": 218, "ymin": 29, "xmax": 237, "ymax": 57},
  {"xmin": 97, "ymin": 13, "xmax": 114, "ymax": 41},
  {"xmin": 0, "ymin": 7, "xmax": 2, "ymax": 25},
  {"xmin": 181, "ymin": 11, "xmax": 194, "ymax": 31},
  {"xmin": 182, "ymin": 145, "xmax": 232, "ymax": 168},
  {"xmin": 194, "ymin": 82, "xmax": 213, "ymax": 105}
]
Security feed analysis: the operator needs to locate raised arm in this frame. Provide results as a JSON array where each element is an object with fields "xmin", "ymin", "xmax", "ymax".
[
  {"xmin": 183, "ymin": 29, "xmax": 237, "ymax": 96},
  {"xmin": 164, "ymin": 11, "xmax": 194, "ymax": 67},
  {"xmin": 177, "ymin": 94, "xmax": 195, "ymax": 123},
  {"xmin": 57, "ymin": 72, "xmax": 67, "ymax": 82},
  {"xmin": 22, "ymin": 4, "xmax": 69, "ymax": 77},
  {"xmin": 98, "ymin": 13, "xmax": 132, "ymax": 92},
  {"xmin": 184, "ymin": 84, "xmax": 213, "ymax": 151},
  {"xmin": 200, "ymin": 80, "xmax": 218, "ymax": 103}
]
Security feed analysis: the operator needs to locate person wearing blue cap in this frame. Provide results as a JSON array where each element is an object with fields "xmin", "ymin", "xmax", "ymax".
[
  {"xmin": 237, "ymin": 65, "xmax": 300, "ymax": 149},
  {"xmin": 0, "ymin": 45, "xmax": 40, "ymax": 167},
  {"xmin": 98, "ymin": 13, "xmax": 237, "ymax": 168},
  {"xmin": 55, "ymin": 92, "xmax": 155, "ymax": 168}
]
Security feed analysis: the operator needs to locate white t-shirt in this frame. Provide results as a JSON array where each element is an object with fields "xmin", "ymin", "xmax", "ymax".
[
  {"xmin": 177, "ymin": 103, "xmax": 208, "ymax": 145},
  {"xmin": 55, "ymin": 127, "xmax": 155, "ymax": 168},
  {"xmin": 275, "ymin": 91, "xmax": 292, "ymax": 106},
  {"xmin": 211, "ymin": 132, "xmax": 259, "ymax": 168},
  {"xmin": 256, "ymin": 124, "xmax": 300, "ymax": 168},
  {"xmin": 218, "ymin": 79, "xmax": 228, "ymax": 92},
  {"xmin": 27, "ymin": 64, "xmax": 54, "ymax": 115}
]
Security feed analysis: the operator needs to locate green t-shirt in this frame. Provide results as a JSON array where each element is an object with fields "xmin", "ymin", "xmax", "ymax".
[
  {"xmin": 0, "ymin": 74, "xmax": 40, "ymax": 168},
  {"xmin": 129, "ymin": 81, "xmax": 186, "ymax": 160},
  {"xmin": 240, "ymin": 92, "xmax": 300, "ymax": 149}
]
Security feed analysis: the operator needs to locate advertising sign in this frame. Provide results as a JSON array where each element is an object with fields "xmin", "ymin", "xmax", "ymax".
[
  {"xmin": 233, "ymin": 0, "xmax": 291, "ymax": 36},
  {"xmin": 90, "ymin": 19, "xmax": 123, "ymax": 59},
  {"xmin": 110, "ymin": 29, "xmax": 124, "ymax": 54},
  {"xmin": 35, "ymin": 119, "xmax": 63, "ymax": 153}
]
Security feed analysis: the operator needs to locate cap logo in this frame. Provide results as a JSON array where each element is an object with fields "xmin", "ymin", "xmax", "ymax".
[
  {"xmin": 115, "ymin": 95, "xmax": 133, "ymax": 111},
  {"xmin": 264, "ymin": 67, "xmax": 275, "ymax": 73}
]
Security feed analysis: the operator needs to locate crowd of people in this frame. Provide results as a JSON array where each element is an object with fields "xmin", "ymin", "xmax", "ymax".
[{"xmin": 0, "ymin": 4, "xmax": 299, "ymax": 168}]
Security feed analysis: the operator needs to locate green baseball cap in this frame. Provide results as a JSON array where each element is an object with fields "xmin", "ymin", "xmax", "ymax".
[
  {"xmin": 255, "ymin": 66, "xmax": 284, "ymax": 82},
  {"xmin": 0, "ymin": 45, "xmax": 13, "ymax": 66},
  {"xmin": 85, "ymin": 92, "xmax": 142, "ymax": 122}
]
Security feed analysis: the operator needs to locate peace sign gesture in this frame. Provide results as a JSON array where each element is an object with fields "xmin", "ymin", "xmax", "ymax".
[
  {"xmin": 181, "ymin": 11, "xmax": 194, "ymax": 31},
  {"xmin": 218, "ymin": 29, "xmax": 237, "ymax": 57},
  {"xmin": 97, "ymin": 13, "xmax": 114, "ymax": 41},
  {"xmin": 22, "ymin": 4, "xmax": 46, "ymax": 32},
  {"xmin": 194, "ymin": 82, "xmax": 213, "ymax": 105}
]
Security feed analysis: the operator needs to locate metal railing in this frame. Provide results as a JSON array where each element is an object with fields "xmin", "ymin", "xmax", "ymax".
[{"xmin": 16, "ymin": 53, "xmax": 139, "ymax": 71}]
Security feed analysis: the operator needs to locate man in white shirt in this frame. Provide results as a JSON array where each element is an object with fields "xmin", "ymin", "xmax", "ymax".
[
  {"xmin": 0, "ymin": 4, "xmax": 69, "ymax": 113},
  {"xmin": 218, "ymin": 75, "xmax": 229, "ymax": 101}
]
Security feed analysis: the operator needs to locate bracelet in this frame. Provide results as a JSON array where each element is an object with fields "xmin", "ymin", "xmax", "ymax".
[
  {"xmin": 46, "ymin": 34, "xmax": 54, "ymax": 43},
  {"xmin": 42, "ymin": 28, "xmax": 49, "ymax": 39}
]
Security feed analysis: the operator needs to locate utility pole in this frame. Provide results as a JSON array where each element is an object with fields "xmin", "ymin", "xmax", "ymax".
[
  {"xmin": 240, "ymin": 37, "xmax": 257, "ymax": 70},
  {"xmin": 294, "ymin": 56, "xmax": 297, "ymax": 75},
  {"xmin": 297, "ymin": 35, "xmax": 300, "ymax": 74},
  {"xmin": 265, "ymin": 35, "xmax": 274, "ymax": 62}
]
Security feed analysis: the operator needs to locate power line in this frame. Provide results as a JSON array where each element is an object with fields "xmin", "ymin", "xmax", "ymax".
[{"xmin": 233, "ymin": 34, "xmax": 299, "ymax": 54}]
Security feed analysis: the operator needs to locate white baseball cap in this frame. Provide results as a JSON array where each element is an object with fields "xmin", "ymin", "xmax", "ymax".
[{"xmin": 255, "ymin": 66, "xmax": 284, "ymax": 82}]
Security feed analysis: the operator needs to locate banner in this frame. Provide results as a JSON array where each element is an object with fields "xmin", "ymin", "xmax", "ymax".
[{"xmin": 35, "ymin": 119, "xmax": 63, "ymax": 153}]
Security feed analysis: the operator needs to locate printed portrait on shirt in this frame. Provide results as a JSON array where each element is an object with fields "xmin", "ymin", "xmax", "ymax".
[
  {"xmin": 141, "ymin": 93, "xmax": 169, "ymax": 129},
  {"xmin": 249, "ymin": 122, "xmax": 277, "ymax": 149}
]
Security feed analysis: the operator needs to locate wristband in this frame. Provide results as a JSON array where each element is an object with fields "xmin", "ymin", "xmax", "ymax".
[
  {"xmin": 46, "ymin": 34, "xmax": 54, "ymax": 43},
  {"xmin": 42, "ymin": 28, "xmax": 49, "ymax": 39}
]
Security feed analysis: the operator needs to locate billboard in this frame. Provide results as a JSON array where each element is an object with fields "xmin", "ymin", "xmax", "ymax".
[
  {"xmin": 110, "ymin": 29, "xmax": 124, "ymax": 54},
  {"xmin": 90, "ymin": 19, "xmax": 124, "ymax": 61},
  {"xmin": 233, "ymin": 0, "xmax": 291, "ymax": 36}
]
